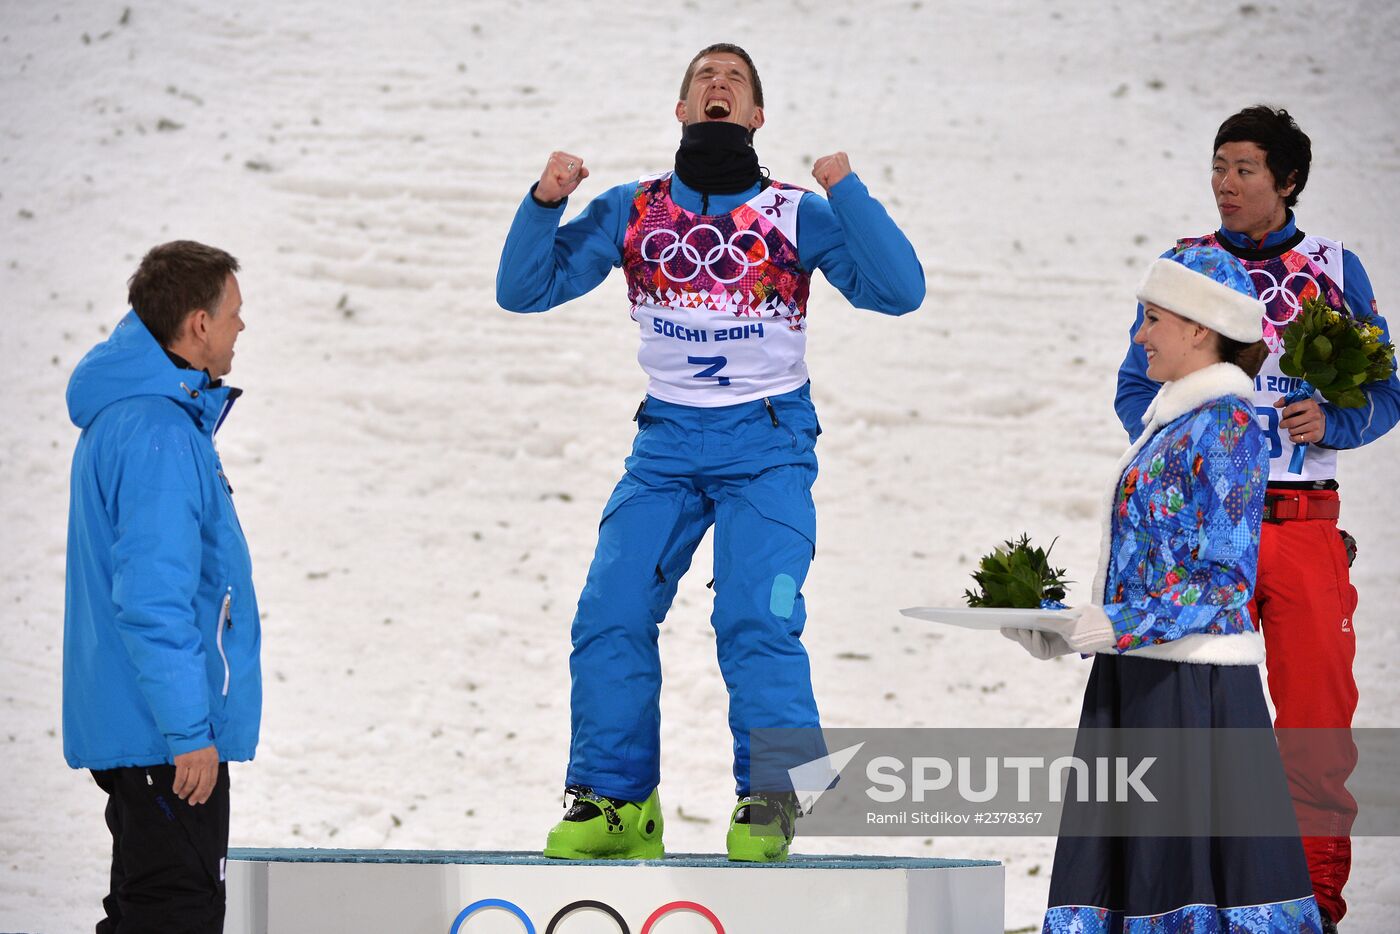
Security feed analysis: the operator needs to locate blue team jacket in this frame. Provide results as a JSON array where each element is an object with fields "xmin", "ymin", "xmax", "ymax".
[
  {"xmin": 63, "ymin": 312, "xmax": 262, "ymax": 769},
  {"xmin": 496, "ymin": 172, "xmax": 925, "ymax": 315}
]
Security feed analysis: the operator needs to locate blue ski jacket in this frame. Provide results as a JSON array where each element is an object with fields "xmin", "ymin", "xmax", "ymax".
[
  {"xmin": 63, "ymin": 312, "xmax": 262, "ymax": 770},
  {"xmin": 496, "ymin": 172, "xmax": 924, "ymax": 315},
  {"xmin": 1115, "ymin": 216, "xmax": 1400, "ymax": 449}
]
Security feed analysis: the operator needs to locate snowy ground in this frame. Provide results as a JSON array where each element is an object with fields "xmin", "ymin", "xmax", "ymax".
[{"xmin": 2, "ymin": 1, "xmax": 1398, "ymax": 930}]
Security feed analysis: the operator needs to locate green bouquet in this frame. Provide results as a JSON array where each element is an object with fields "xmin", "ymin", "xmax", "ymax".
[
  {"xmin": 1279, "ymin": 295, "xmax": 1396, "ymax": 409},
  {"xmin": 964, "ymin": 534, "xmax": 1070, "ymax": 609}
]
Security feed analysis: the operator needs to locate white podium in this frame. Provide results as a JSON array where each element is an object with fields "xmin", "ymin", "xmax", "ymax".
[{"xmin": 226, "ymin": 848, "xmax": 1003, "ymax": 933}]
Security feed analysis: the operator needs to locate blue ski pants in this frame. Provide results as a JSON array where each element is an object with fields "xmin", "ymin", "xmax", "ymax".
[{"xmin": 566, "ymin": 383, "xmax": 824, "ymax": 801}]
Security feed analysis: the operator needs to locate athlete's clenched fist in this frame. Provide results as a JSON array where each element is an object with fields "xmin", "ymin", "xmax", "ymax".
[
  {"xmin": 811, "ymin": 152, "xmax": 852, "ymax": 192},
  {"xmin": 535, "ymin": 150, "xmax": 590, "ymax": 204}
]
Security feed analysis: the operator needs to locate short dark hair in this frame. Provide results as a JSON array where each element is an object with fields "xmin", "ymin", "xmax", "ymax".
[
  {"xmin": 128, "ymin": 241, "xmax": 240, "ymax": 347},
  {"xmin": 1217, "ymin": 334, "xmax": 1269, "ymax": 379},
  {"xmin": 678, "ymin": 43, "xmax": 764, "ymax": 107},
  {"xmin": 1213, "ymin": 105, "xmax": 1311, "ymax": 209}
]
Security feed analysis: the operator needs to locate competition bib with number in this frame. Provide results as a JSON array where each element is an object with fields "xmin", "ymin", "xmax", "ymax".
[
  {"xmin": 622, "ymin": 173, "xmax": 812, "ymax": 406},
  {"xmin": 1178, "ymin": 232, "xmax": 1346, "ymax": 482}
]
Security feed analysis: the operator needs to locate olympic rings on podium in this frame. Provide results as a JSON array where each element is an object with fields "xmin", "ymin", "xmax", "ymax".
[
  {"xmin": 450, "ymin": 897, "xmax": 724, "ymax": 932},
  {"xmin": 451, "ymin": 898, "xmax": 535, "ymax": 933},
  {"xmin": 641, "ymin": 900, "xmax": 725, "ymax": 932},
  {"xmin": 545, "ymin": 900, "xmax": 629, "ymax": 932}
]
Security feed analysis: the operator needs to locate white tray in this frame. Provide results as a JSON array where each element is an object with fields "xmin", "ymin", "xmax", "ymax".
[{"xmin": 899, "ymin": 606, "xmax": 1072, "ymax": 633}]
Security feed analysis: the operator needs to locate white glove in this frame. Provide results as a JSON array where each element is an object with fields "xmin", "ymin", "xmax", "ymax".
[
  {"xmin": 1000, "ymin": 627, "xmax": 1073, "ymax": 659},
  {"xmin": 1061, "ymin": 605, "xmax": 1116, "ymax": 653},
  {"xmin": 1001, "ymin": 605, "xmax": 1117, "ymax": 660}
]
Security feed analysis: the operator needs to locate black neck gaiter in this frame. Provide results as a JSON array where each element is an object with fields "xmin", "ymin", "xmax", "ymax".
[{"xmin": 674, "ymin": 121, "xmax": 762, "ymax": 195}]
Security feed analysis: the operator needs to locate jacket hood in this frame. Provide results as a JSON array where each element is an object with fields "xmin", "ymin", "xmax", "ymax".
[{"xmin": 66, "ymin": 311, "xmax": 231, "ymax": 433}]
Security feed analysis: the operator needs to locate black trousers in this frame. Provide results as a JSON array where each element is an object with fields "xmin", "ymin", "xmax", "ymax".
[{"xmin": 91, "ymin": 763, "xmax": 230, "ymax": 934}]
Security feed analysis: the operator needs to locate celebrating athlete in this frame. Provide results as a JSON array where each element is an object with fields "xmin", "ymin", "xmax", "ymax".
[
  {"xmin": 496, "ymin": 43, "xmax": 924, "ymax": 862},
  {"xmin": 1115, "ymin": 106, "xmax": 1400, "ymax": 932}
]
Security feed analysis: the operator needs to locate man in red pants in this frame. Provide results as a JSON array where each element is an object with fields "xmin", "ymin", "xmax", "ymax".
[{"xmin": 1114, "ymin": 106, "xmax": 1400, "ymax": 931}]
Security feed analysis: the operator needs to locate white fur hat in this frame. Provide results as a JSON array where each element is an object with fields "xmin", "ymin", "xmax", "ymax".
[{"xmin": 1135, "ymin": 248, "xmax": 1265, "ymax": 343}]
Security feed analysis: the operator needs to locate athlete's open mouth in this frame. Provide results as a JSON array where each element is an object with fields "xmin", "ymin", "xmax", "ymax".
[{"xmin": 704, "ymin": 99, "xmax": 731, "ymax": 119}]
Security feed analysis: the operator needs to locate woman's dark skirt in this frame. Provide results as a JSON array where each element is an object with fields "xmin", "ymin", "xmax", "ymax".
[{"xmin": 1042, "ymin": 652, "xmax": 1323, "ymax": 934}]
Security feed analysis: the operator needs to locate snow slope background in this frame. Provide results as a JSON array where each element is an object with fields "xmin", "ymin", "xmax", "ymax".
[{"xmin": 2, "ymin": 0, "xmax": 1397, "ymax": 929}]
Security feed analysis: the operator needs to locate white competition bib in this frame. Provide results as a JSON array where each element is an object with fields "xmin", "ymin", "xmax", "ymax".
[
  {"xmin": 1249, "ymin": 235, "xmax": 1344, "ymax": 482},
  {"xmin": 1181, "ymin": 232, "xmax": 1346, "ymax": 482},
  {"xmin": 622, "ymin": 174, "xmax": 812, "ymax": 406},
  {"xmin": 634, "ymin": 303, "xmax": 809, "ymax": 405}
]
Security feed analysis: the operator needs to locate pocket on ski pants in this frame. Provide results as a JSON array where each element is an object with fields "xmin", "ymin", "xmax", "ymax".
[{"xmin": 741, "ymin": 466, "xmax": 817, "ymax": 559}]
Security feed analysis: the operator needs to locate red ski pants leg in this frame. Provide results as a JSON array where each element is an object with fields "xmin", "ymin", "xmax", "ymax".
[{"xmin": 1250, "ymin": 510, "xmax": 1358, "ymax": 923}]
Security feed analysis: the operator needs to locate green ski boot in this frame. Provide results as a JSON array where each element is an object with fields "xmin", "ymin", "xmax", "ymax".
[
  {"xmin": 725, "ymin": 793, "xmax": 799, "ymax": 863},
  {"xmin": 543, "ymin": 786, "xmax": 665, "ymax": 860}
]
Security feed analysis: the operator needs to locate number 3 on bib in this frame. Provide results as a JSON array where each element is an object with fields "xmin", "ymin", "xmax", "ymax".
[
  {"xmin": 1255, "ymin": 405, "xmax": 1283, "ymax": 459},
  {"xmin": 688, "ymin": 356, "xmax": 730, "ymax": 387}
]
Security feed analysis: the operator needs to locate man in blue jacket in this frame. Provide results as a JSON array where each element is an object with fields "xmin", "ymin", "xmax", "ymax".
[
  {"xmin": 1115, "ymin": 107, "xmax": 1398, "ymax": 932},
  {"xmin": 497, "ymin": 43, "xmax": 924, "ymax": 862},
  {"xmin": 65, "ymin": 240, "xmax": 262, "ymax": 933}
]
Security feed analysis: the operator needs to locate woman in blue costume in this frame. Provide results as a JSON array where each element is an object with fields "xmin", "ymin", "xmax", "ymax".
[{"xmin": 1003, "ymin": 247, "xmax": 1324, "ymax": 933}]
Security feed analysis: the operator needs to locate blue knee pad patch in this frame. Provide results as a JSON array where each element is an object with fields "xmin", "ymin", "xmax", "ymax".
[{"xmin": 769, "ymin": 574, "xmax": 798, "ymax": 619}]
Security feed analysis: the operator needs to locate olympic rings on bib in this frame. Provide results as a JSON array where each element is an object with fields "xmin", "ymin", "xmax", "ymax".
[
  {"xmin": 640, "ymin": 225, "xmax": 769, "ymax": 285},
  {"xmin": 451, "ymin": 898, "xmax": 536, "ymax": 933},
  {"xmin": 1249, "ymin": 267, "xmax": 1321, "ymax": 327}
]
